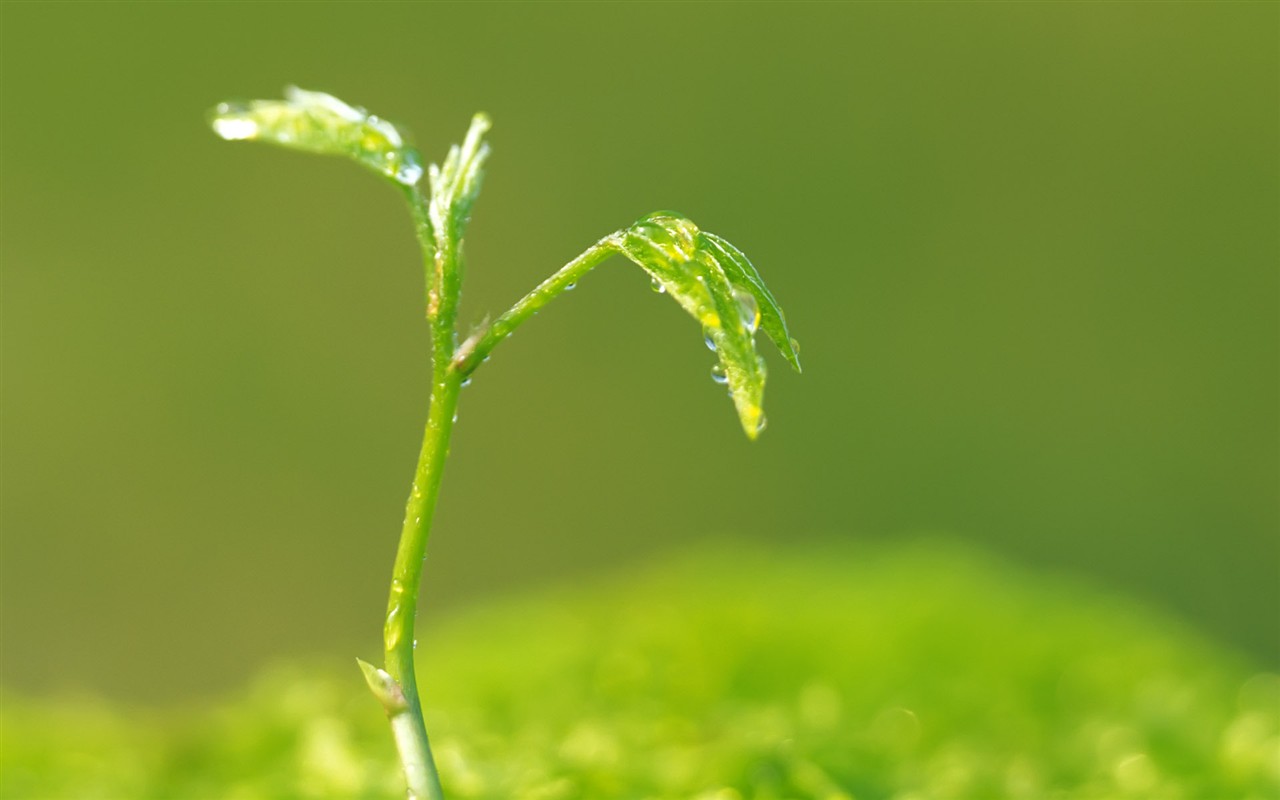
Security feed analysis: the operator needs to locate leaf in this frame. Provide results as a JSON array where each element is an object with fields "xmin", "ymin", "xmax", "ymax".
[
  {"xmin": 208, "ymin": 87, "xmax": 424, "ymax": 186},
  {"xmin": 699, "ymin": 232, "xmax": 802, "ymax": 373},
  {"xmin": 426, "ymin": 113, "xmax": 492, "ymax": 234},
  {"xmin": 618, "ymin": 212, "xmax": 799, "ymax": 439}
]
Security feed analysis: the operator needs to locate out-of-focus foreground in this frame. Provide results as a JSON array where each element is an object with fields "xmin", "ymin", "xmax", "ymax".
[{"xmin": 4, "ymin": 544, "xmax": 1277, "ymax": 798}]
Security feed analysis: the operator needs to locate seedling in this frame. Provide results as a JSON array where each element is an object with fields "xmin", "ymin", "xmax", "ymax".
[{"xmin": 209, "ymin": 87, "xmax": 801, "ymax": 799}]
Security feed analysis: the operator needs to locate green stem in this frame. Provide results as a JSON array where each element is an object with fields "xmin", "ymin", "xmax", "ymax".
[
  {"xmin": 363, "ymin": 186, "xmax": 466, "ymax": 800},
  {"xmin": 453, "ymin": 234, "xmax": 622, "ymax": 376},
  {"xmin": 378, "ymin": 364, "xmax": 459, "ymax": 800}
]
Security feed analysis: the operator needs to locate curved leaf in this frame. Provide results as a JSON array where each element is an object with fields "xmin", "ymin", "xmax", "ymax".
[
  {"xmin": 619, "ymin": 212, "xmax": 798, "ymax": 439},
  {"xmin": 699, "ymin": 232, "xmax": 802, "ymax": 373},
  {"xmin": 209, "ymin": 87, "xmax": 424, "ymax": 186}
]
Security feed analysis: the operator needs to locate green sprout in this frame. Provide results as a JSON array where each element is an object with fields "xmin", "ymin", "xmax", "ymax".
[{"xmin": 209, "ymin": 87, "xmax": 800, "ymax": 800}]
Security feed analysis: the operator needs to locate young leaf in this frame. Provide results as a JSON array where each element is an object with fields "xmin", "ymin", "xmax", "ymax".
[
  {"xmin": 619, "ymin": 212, "xmax": 799, "ymax": 439},
  {"xmin": 209, "ymin": 87, "xmax": 424, "ymax": 186},
  {"xmin": 426, "ymin": 113, "xmax": 491, "ymax": 235},
  {"xmin": 699, "ymin": 232, "xmax": 802, "ymax": 373}
]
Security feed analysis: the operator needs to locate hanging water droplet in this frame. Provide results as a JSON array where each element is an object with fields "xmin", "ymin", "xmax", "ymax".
[
  {"xmin": 210, "ymin": 110, "xmax": 259, "ymax": 141},
  {"xmin": 789, "ymin": 337, "xmax": 801, "ymax": 356},
  {"xmin": 565, "ymin": 282, "xmax": 577, "ymax": 291},
  {"xmin": 710, "ymin": 364, "xmax": 728, "ymax": 385},
  {"xmin": 734, "ymin": 288, "xmax": 760, "ymax": 335},
  {"xmin": 650, "ymin": 278, "xmax": 666, "ymax": 294},
  {"xmin": 393, "ymin": 150, "xmax": 424, "ymax": 186},
  {"xmin": 460, "ymin": 377, "xmax": 472, "ymax": 387},
  {"xmin": 703, "ymin": 327, "xmax": 718, "ymax": 352},
  {"xmin": 413, "ymin": 639, "xmax": 419, "ymax": 650},
  {"xmin": 452, "ymin": 412, "xmax": 458, "ymax": 423},
  {"xmin": 755, "ymin": 414, "xmax": 768, "ymax": 434}
]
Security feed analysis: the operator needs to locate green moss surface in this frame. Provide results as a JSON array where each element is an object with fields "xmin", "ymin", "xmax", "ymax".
[{"xmin": 4, "ymin": 542, "xmax": 1277, "ymax": 799}]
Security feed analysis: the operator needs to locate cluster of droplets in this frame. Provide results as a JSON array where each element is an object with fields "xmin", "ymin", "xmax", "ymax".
[{"xmin": 209, "ymin": 87, "xmax": 424, "ymax": 186}]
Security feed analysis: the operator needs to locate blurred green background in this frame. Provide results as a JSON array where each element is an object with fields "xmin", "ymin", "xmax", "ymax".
[{"xmin": 2, "ymin": 2, "xmax": 1276, "ymax": 706}]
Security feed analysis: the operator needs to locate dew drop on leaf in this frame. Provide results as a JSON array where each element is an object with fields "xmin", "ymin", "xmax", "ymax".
[
  {"xmin": 210, "ymin": 103, "xmax": 259, "ymax": 140},
  {"xmin": 711, "ymin": 363, "xmax": 728, "ymax": 385},
  {"xmin": 734, "ymin": 288, "xmax": 760, "ymax": 335},
  {"xmin": 393, "ymin": 150, "xmax": 424, "ymax": 186}
]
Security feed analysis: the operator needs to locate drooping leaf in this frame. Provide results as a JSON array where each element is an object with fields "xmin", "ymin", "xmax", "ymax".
[
  {"xmin": 699, "ymin": 232, "xmax": 802, "ymax": 373},
  {"xmin": 618, "ymin": 212, "xmax": 799, "ymax": 439},
  {"xmin": 208, "ymin": 86, "xmax": 424, "ymax": 186}
]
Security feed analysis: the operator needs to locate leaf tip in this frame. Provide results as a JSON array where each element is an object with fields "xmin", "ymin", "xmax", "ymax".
[{"xmin": 736, "ymin": 401, "xmax": 767, "ymax": 440}]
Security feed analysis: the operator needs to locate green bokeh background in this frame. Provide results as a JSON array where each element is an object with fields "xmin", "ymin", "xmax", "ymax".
[{"xmin": 2, "ymin": 2, "xmax": 1276, "ymax": 705}]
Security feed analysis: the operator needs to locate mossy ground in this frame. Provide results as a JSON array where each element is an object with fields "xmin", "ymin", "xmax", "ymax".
[{"xmin": 4, "ymin": 541, "xmax": 1277, "ymax": 799}]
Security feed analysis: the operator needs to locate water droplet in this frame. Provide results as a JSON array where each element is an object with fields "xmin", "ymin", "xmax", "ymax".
[
  {"xmin": 451, "ymin": 412, "xmax": 458, "ymax": 423},
  {"xmin": 461, "ymin": 377, "xmax": 472, "ymax": 387},
  {"xmin": 632, "ymin": 213, "xmax": 699, "ymax": 262},
  {"xmin": 650, "ymin": 278, "xmax": 666, "ymax": 293},
  {"xmin": 789, "ymin": 337, "xmax": 801, "ymax": 356},
  {"xmin": 413, "ymin": 639, "xmax": 419, "ymax": 650},
  {"xmin": 393, "ymin": 150, "xmax": 424, "ymax": 186},
  {"xmin": 703, "ymin": 328, "xmax": 718, "ymax": 352},
  {"xmin": 211, "ymin": 115, "xmax": 259, "ymax": 141},
  {"xmin": 365, "ymin": 114, "xmax": 404, "ymax": 147},
  {"xmin": 214, "ymin": 101, "xmax": 248, "ymax": 116},
  {"xmin": 734, "ymin": 288, "xmax": 760, "ymax": 335},
  {"xmin": 669, "ymin": 218, "xmax": 699, "ymax": 261},
  {"xmin": 710, "ymin": 364, "xmax": 728, "ymax": 385},
  {"xmin": 565, "ymin": 282, "xmax": 577, "ymax": 291},
  {"xmin": 755, "ymin": 414, "xmax": 768, "ymax": 434},
  {"xmin": 384, "ymin": 607, "xmax": 403, "ymax": 650}
]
